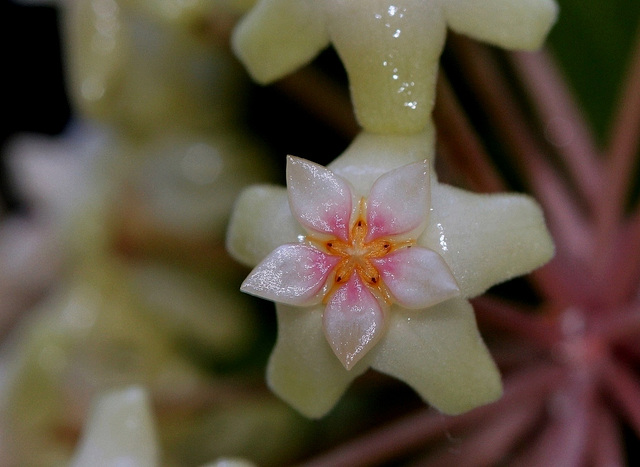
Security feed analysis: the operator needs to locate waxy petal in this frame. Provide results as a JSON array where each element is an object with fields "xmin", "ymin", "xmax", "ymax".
[
  {"xmin": 267, "ymin": 304, "xmax": 370, "ymax": 418},
  {"xmin": 444, "ymin": 0, "xmax": 558, "ymax": 51},
  {"xmin": 323, "ymin": 275, "xmax": 386, "ymax": 370},
  {"xmin": 226, "ymin": 185, "xmax": 303, "ymax": 267},
  {"xmin": 241, "ymin": 244, "xmax": 340, "ymax": 305},
  {"xmin": 371, "ymin": 298, "xmax": 502, "ymax": 415},
  {"xmin": 422, "ymin": 183, "xmax": 554, "ymax": 298},
  {"xmin": 366, "ymin": 160, "xmax": 429, "ymax": 242},
  {"xmin": 287, "ymin": 156, "xmax": 354, "ymax": 241},
  {"xmin": 232, "ymin": 0, "xmax": 330, "ymax": 84},
  {"xmin": 371, "ymin": 246, "xmax": 460, "ymax": 309}
]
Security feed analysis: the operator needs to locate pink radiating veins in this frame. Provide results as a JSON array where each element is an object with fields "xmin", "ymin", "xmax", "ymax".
[{"xmin": 242, "ymin": 156, "xmax": 460, "ymax": 369}]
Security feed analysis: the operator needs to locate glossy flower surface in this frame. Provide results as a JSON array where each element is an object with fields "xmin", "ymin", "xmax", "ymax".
[
  {"xmin": 228, "ymin": 136, "xmax": 554, "ymax": 418},
  {"xmin": 241, "ymin": 156, "xmax": 460, "ymax": 369},
  {"xmin": 232, "ymin": 0, "xmax": 558, "ymax": 133}
]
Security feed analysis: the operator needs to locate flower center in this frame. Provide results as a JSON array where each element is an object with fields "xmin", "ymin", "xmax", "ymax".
[{"xmin": 308, "ymin": 198, "xmax": 413, "ymax": 304}]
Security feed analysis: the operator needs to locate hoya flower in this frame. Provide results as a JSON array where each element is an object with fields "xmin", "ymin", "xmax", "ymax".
[
  {"xmin": 228, "ymin": 134, "xmax": 554, "ymax": 418},
  {"xmin": 70, "ymin": 386, "xmax": 261, "ymax": 467},
  {"xmin": 232, "ymin": 0, "xmax": 558, "ymax": 133},
  {"xmin": 70, "ymin": 386, "xmax": 159, "ymax": 467},
  {"xmin": 241, "ymin": 156, "xmax": 460, "ymax": 369}
]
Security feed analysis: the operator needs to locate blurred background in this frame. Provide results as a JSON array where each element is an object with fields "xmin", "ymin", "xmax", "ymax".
[{"xmin": 1, "ymin": 0, "xmax": 639, "ymax": 465}]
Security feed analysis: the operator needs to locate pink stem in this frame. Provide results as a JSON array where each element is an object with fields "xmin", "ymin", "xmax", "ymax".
[
  {"xmin": 605, "ymin": 209, "xmax": 640, "ymax": 306},
  {"xmin": 601, "ymin": 358, "xmax": 640, "ymax": 438},
  {"xmin": 599, "ymin": 23, "xmax": 640, "ymax": 237},
  {"xmin": 297, "ymin": 365, "xmax": 563, "ymax": 467},
  {"xmin": 489, "ymin": 341, "xmax": 547, "ymax": 372},
  {"xmin": 592, "ymin": 301, "xmax": 640, "ymax": 344},
  {"xmin": 415, "ymin": 392, "xmax": 545, "ymax": 467},
  {"xmin": 617, "ymin": 339, "xmax": 640, "ymax": 366},
  {"xmin": 593, "ymin": 26, "xmax": 640, "ymax": 299},
  {"xmin": 434, "ymin": 75, "xmax": 506, "ymax": 193},
  {"xmin": 528, "ymin": 257, "xmax": 593, "ymax": 307},
  {"xmin": 508, "ymin": 374, "xmax": 595, "ymax": 467},
  {"xmin": 516, "ymin": 152, "xmax": 595, "ymax": 272},
  {"xmin": 510, "ymin": 50, "xmax": 603, "ymax": 212},
  {"xmin": 448, "ymin": 37, "xmax": 596, "ymax": 285},
  {"xmin": 472, "ymin": 296, "xmax": 558, "ymax": 348},
  {"xmin": 590, "ymin": 401, "xmax": 626, "ymax": 467},
  {"xmin": 297, "ymin": 408, "xmax": 471, "ymax": 467},
  {"xmin": 277, "ymin": 66, "xmax": 360, "ymax": 139}
]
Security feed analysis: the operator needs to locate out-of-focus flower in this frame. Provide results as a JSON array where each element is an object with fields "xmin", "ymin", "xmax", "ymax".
[
  {"xmin": 70, "ymin": 386, "xmax": 159, "ymax": 467},
  {"xmin": 70, "ymin": 386, "xmax": 261, "ymax": 467},
  {"xmin": 227, "ymin": 136, "xmax": 554, "ymax": 418}
]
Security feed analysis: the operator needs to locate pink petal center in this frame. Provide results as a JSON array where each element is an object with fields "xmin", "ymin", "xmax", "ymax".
[
  {"xmin": 287, "ymin": 156, "xmax": 354, "ymax": 241},
  {"xmin": 241, "ymin": 244, "xmax": 340, "ymax": 305},
  {"xmin": 371, "ymin": 246, "xmax": 460, "ymax": 309},
  {"xmin": 365, "ymin": 161, "xmax": 429, "ymax": 241},
  {"xmin": 323, "ymin": 275, "xmax": 386, "ymax": 370}
]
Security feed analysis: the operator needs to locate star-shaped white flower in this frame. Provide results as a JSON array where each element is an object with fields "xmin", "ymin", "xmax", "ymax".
[
  {"xmin": 232, "ymin": 0, "xmax": 558, "ymax": 133},
  {"xmin": 242, "ymin": 156, "xmax": 460, "ymax": 369},
  {"xmin": 228, "ymin": 134, "xmax": 555, "ymax": 418}
]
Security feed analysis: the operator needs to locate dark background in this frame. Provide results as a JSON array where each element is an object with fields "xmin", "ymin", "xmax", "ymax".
[{"xmin": 1, "ymin": 1, "xmax": 70, "ymax": 212}]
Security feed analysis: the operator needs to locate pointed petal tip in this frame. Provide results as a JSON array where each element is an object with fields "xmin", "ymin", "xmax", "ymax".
[
  {"xmin": 330, "ymin": 338, "xmax": 374, "ymax": 371},
  {"xmin": 371, "ymin": 299, "xmax": 503, "ymax": 416},
  {"xmin": 286, "ymin": 156, "xmax": 353, "ymax": 241},
  {"xmin": 373, "ymin": 247, "xmax": 461, "ymax": 309},
  {"xmin": 70, "ymin": 386, "xmax": 159, "ymax": 467},
  {"xmin": 366, "ymin": 160, "xmax": 431, "ymax": 241},
  {"xmin": 239, "ymin": 276, "xmax": 259, "ymax": 296},
  {"xmin": 266, "ymin": 304, "xmax": 369, "ymax": 419},
  {"xmin": 323, "ymin": 276, "xmax": 387, "ymax": 370},
  {"xmin": 240, "ymin": 243, "xmax": 339, "ymax": 305}
]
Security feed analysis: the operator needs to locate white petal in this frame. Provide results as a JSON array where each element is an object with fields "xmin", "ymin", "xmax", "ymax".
[
  {"xmin": 226, "ymin": 185, "xmax": 303, "ymax": 267},
  {"xmin": 422, "ymin": 183, "xmax": 554, "ymax": 298},
  {"xmin": 241, "ymin": 244, "xmax": 339, "ymax": 305},
  {"xmin": 366, "ymin": 160, "xmax": 429, "ymax": 241},
  {"xmin": 323, "ymin": 275, "xmax": 387, "ymax": 370},
  {"xmin": 328, "ymin": 131, "xmax": 436, "ymax": 196},
  {"xmin": 371, "ymin": 298, "xmax": 502, "ymax": 415},
  {"xmin": 444, "ymin": 0, "xmax": 558, "ymax": 51},
  {"xmin": 267, "ymin": 304, "xmax": 370, "ymax": 418},
  {"xmin": 287, "ymin": 156, "xmax": 354, "ymax": 241},
  {"xmin": 232, "ymin": 0, "xmax": 330, "ymax": 83},
  {"xmin": 371, "ymin": 247, "xmax": 460, "ymax": 309},
  {"xmin": 70, "ymin": 386, "xmax": 159, "ymax": 467}
]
